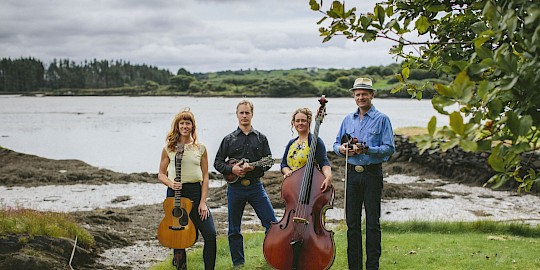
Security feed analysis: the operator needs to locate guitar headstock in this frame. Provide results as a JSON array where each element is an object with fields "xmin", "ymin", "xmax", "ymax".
[{"xmin": 316, "ymin": 95, "xmax": 328, "ymax": 123}]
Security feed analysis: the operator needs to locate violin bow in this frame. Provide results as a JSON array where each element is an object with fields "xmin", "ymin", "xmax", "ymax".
[{"xmin": 340, "ymin": 134, "xmax": 352, "ymax": 221}]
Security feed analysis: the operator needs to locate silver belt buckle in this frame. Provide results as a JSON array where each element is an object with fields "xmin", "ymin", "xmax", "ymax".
[{"xmin": 354, "ymin": 165, "xmax": 365, "ymax": 173}]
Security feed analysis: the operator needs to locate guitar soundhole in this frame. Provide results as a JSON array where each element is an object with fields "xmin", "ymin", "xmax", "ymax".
[
  {"xmin": 172, "ymin": 207, "xmax": 182, "ymax": 218},
  {"xmin": 172, "ymin": 207, "xmax": 189, "ymax": 226}
]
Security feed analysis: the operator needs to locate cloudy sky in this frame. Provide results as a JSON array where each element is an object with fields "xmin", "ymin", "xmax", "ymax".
[{"xmin": 1, "ymin": 0, "xmax": 399, "ymax": 73}]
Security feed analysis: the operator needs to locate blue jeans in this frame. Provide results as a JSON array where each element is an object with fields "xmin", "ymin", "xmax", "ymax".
[
  {"xmin": 167, "ymin": 183, "xmax": 217, "ymax": 270},
  {"xmin": 227, "ymin": 180, "xmax": 276, "ymax": 266},
  {"xmin": 346, "ymin": 167, "xmax": 383, "ymax": 270}
]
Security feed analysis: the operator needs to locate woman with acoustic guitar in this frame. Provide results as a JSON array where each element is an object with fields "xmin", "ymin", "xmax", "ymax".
[{"xmin": 158, "ymin": 109, "xmax": 216, "ymax": 270}]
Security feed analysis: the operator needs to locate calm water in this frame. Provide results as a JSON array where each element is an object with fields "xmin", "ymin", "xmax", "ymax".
[{"xmin": 0, "ymin": 95, "xmax": 447, "ymax": 173}]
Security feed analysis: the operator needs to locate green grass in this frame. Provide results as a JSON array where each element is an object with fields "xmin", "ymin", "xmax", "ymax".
[
  {"xmin": 0, "ymin": 206, "xmax": 95, "ymax": 247},
  {"xmin": 150, "ymin": 221, "xmax": 540, "ymax": 270}
]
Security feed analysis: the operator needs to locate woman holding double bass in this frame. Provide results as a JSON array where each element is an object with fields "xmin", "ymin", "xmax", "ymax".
[
  {"xmin": 263, "ymin": 98, "xmax": 335, "ymax": 270},
  {"xmin": 157, "ymin": 109, "xmax": 216, "ymax": 270}
]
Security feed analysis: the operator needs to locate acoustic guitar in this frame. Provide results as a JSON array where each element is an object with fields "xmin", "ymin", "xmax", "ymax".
[
  {"xmin": 157, "ymin": 144, "xmax": 198, "ymax": 249},
  {"xmin": 223, "ymin": 156, "xmax": 274, "ymax": 183}
]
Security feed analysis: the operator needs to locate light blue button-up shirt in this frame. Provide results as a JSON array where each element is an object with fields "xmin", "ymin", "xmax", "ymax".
[{"xmin": 333, "ymin": 105, "xmax": 395, "ymax": 165}]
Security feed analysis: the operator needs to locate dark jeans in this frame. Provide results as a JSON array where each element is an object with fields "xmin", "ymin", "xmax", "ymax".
[
  {"xmin": 227, "ymin": 180, "xmax": 276, "ymax": 266},
  {"xmin": 346, "ymin": 166, "xmax": 383, "ymax": 270},
  {"xmin": 167, "ymin": 183, "xmax": 217, "ymax": 270}
]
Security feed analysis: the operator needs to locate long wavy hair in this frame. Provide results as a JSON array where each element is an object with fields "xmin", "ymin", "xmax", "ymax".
[
  {"xmin": 166, "ymin": 109, "xmax": 198, "ymax": 151},
  {"xmin": 290, "ymin": 107, "xmax": 312, "ymax": 135}
]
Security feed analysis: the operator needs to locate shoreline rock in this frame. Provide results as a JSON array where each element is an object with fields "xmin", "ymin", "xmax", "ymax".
[{"xmin": 1, "ymin": 136, "xmax": 538, "ymax": 269}]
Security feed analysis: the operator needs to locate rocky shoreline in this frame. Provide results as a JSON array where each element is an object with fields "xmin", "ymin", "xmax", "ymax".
[{"xmin": 1, "ymin": 137, "xmax": 538, "ymax": 269}]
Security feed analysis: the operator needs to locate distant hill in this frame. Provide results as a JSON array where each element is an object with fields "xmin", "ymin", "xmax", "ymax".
[{"xmin": 1, "ymin": 57, "xmax": 449, "ymax": 98}]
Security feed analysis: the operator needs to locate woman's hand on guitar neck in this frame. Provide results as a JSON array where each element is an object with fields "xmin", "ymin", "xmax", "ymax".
[{"xmin": 170, "ymin": 180, "xmax": 183, "ymax": 190}]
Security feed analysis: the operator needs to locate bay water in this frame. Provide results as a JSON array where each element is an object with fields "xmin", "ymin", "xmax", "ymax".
[{"xmin": 0, "ymin": 95, "xmax": 447, "ymax": 173}]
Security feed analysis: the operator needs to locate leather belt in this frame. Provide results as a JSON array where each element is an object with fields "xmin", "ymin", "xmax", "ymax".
[
  {"xmin": 347, "ymin": 163, "xmax": 381, "ymax": 173},
  {"xmin": 233, "ymin": 178, "xmax": 259, "ymax": 186}
]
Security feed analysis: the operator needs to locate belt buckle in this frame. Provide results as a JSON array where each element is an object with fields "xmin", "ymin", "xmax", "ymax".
[
  {"xmin": 240, "ymin": 179, "xmax": 251, "ymax": 186},
  {"xmin": 354, "ymin": 165, "xmax": 365, "ymax": 173}
]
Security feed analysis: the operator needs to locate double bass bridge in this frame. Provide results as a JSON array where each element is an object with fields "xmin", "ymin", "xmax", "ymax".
[{"xmin": 292, "ymin": 217, "xmax": 309, "ymax": 224}]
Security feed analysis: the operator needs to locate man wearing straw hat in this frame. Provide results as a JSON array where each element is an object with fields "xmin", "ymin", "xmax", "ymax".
[{"xmin": 333, "ymin": 77, "xmax": 395, "ymax": 270}]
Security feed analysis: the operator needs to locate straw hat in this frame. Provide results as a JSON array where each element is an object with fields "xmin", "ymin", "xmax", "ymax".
[{"xmin": 350, "ymin": 77, "xmax": 374, "ymax": 91}]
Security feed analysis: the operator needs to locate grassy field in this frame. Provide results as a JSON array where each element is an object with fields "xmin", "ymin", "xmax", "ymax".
[
  {"xmin": 0, "ymin": 207, "xmax": 94, "ymax": 247},
  {"xmin": 150, "ymin": 221, "xmax": 540, "ymax": 270}
]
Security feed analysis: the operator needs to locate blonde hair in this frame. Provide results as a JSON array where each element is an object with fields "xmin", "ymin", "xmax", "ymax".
[
  {"xmin": 290, "ymin": 108, "xmax": 312, "ymax": 135},
  {"xmin": 236, "ymin": 99, "xmax": 254, "ymax": 113},
  {"xmin": 166, "ymin": 108, "xmax": 198, "ymax": 151}
]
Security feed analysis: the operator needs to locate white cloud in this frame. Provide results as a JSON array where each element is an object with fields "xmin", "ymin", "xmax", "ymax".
[{"xmin": 0, "ymin": 0, "xmax": 398, "ymax": 73}]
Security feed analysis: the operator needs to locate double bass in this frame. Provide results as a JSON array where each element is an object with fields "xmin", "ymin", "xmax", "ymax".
[
  {"xmin": 263, "ymin": 96, "xmax": 335, "ymax": 270},
  {"xmin": 157, "ymin": 144, "xmax": 198, "ymax": 249}
]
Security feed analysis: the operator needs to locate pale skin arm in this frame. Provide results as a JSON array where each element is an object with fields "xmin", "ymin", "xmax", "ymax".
[
  {"xmin": 320, "ymin": 165, "xmax": 332, "ymax": 192},
  {"xmin": 158, "ymin": 148, "xmax": 182, "ymax": 190},
  {"xmin": 198, "ymin": 149, "xmax": 210, "ymax": 221}
]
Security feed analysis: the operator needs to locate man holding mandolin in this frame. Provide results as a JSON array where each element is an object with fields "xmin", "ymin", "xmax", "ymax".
[{"xmin": 214, "ymin": 99, "xmax": 277, "ymax": 269}]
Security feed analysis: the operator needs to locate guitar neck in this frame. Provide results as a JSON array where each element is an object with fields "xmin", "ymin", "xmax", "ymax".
[{"xmin": 174, "ymin": 148, "xmax": 183, "ymax": 207}]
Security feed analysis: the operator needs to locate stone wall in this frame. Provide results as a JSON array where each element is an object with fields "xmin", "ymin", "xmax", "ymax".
[{"xmin": 391, "ymin": 135, "xmax": 539, "ymax": 193}]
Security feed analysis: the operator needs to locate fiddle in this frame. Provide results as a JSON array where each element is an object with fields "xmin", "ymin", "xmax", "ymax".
[{"xmin": 263, "ymin": 96, "xmax": 335, "ymax": 270}]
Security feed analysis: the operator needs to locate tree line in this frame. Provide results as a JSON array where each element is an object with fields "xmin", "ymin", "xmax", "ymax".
[
  {"xmin": 0, "ymin": 57, "xmax": 172, "ymax": 93},
  {"xmin": 0, "ymin": 56, "xmax": 445, "ymax": 97}
]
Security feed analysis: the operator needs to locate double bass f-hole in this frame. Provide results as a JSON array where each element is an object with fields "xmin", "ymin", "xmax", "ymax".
[{"xmin": 263, "ymin": 95, "xmax": 336, "ymax": 270}]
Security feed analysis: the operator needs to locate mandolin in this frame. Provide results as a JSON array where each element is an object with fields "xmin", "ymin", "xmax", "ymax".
[
  {"xmin": 157, "ymin": 144, "xmax": 198, "ymax": 249},
  {"xmin": 223, "ymin": 156, "xmax": 274, "ymax": 183}
]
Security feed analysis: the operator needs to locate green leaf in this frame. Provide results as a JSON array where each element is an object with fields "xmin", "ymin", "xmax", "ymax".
[
  {"xmin": 360, "ymin": 16, "xmax": 371, "ymax": 29},
  {"xmin": 449, "ymin": 111, "xmax": 465, "ymax": 135},
  {"xmin": 475, "ymin": 46, "xmax": 493, "ymax": 60},
  {"xmin": 415, "ymin": 16, "xmax": 430, "ymax": 35},
  {"xmin": 434, "ymin": 83, "xmax": 452, "ymax": 97},
  {"xmin": 309, "ymin": 0, "xmax": 320, "ymax": 11},
  {"xmin": 330, "ymin": 1, "xmax": 344, "ymax": 17},
  {"xmin": 452, "ymin": 71, "xmax": 474, "ymax": 100},
  {"xmin": 470, "ymin": 21, "xmax": 488, "ymax": 35},
  {"xmin": 402, "ymin": 67, "xmax": 410, "ymax": 80},
  {"xmin": 477, "ymin": 140, "xmax": 492, "ymax": 151},
  {"xmin": 385, "ymin": 6, "xmax": 394, "ymax": 17},
  {"xmin": 490, "ymin": 174, "xmax": 511, "ymax": 189},
  {"xmin": 390, "ymin": 84, "xmax": 403, "ymax": 94},
  {"xmin": 459, "ymin": 139, "xmax": 477, "ymax": 152},
  {"xmin": 440, "ymin": 138, "xmax": 459, "ymax": 152},
  {"xmin": 487, "ymin": 99, "xmax": 503, "ymax": 118},
  {"xmin": 416, "ymin": 90, "xmax": 423, "ymax": 100},
  {"xmin": 316, "ymin": 17, "xmax": 327, "ymax": 25},
  {"xmin": 507, "ymin": 112, "xmax": 533, "ymax": 136},
  {"xmin": 488, "ymin": 146, "xmax": 505, "ymax": 172},
  {"xmin": 375, "ymin": 4, "xmax": 385, "ymax": 24},
  {"xmin": 427, "ymin": 116, "xmax": 437, "ymax": 136},
  {"xmin": 431, "ymin": 95, "xmax": 455, "ymax": 115}
]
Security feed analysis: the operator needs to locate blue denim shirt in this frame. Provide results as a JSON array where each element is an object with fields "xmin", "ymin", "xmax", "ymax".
[{"xmin": 333, "ymin": 105, "xmax": 395, "ymax": 165}]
